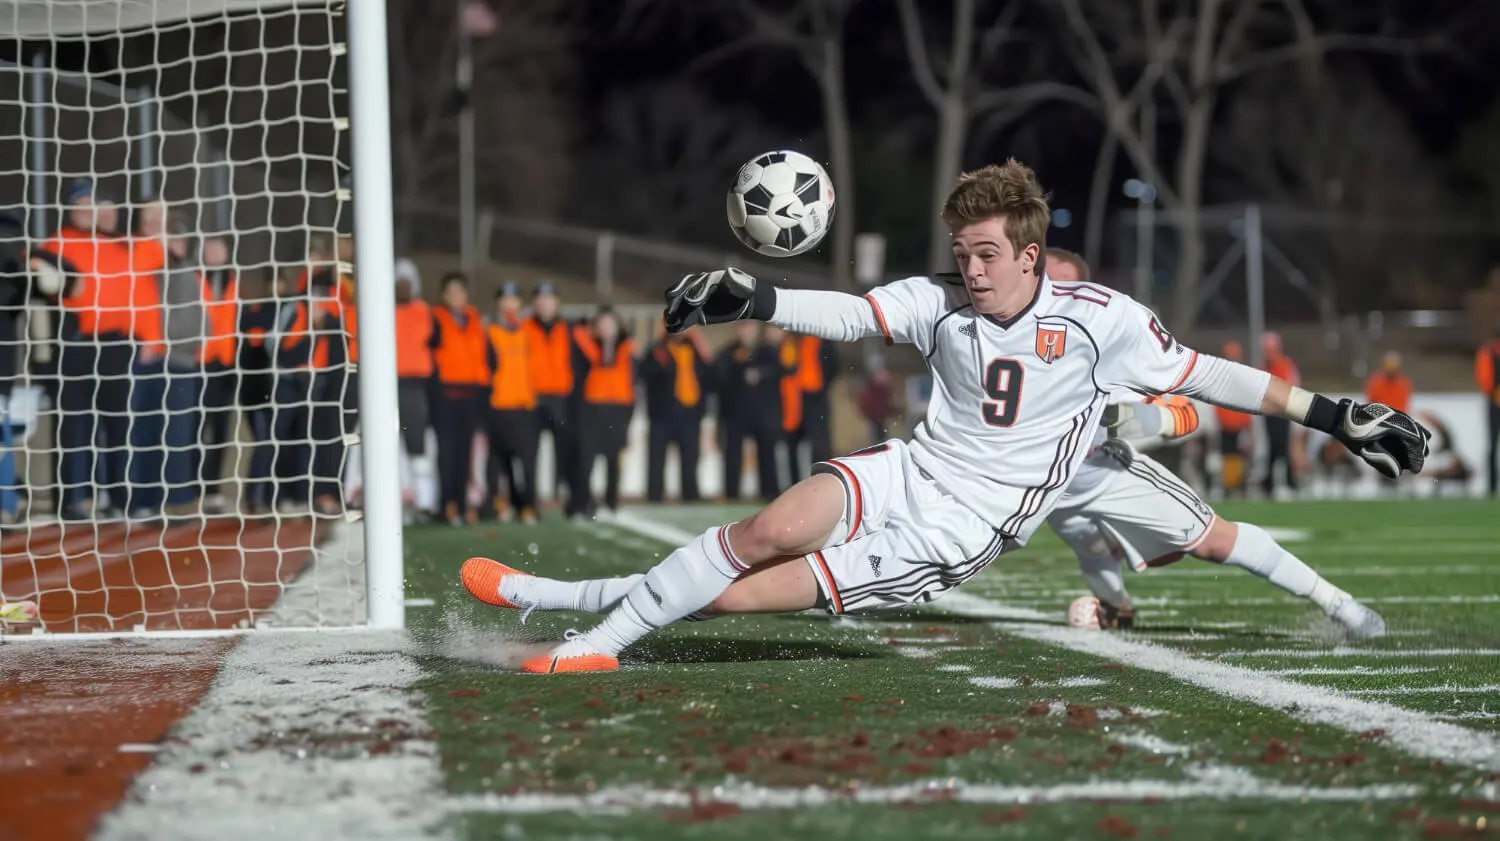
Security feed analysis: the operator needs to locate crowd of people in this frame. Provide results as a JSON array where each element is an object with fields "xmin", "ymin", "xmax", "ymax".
[
  {"xmin": 390, "ymin": 261, "xmax": 852, "ymax": 526},
  {"xmin": 1, "ymin": 180, "xmax": 358, "ymax": 525}
]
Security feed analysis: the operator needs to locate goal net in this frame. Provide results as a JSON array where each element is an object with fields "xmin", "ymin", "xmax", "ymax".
[{"xmin": 0, "ymin": 0, "xmax": 382, "ymax": 634}]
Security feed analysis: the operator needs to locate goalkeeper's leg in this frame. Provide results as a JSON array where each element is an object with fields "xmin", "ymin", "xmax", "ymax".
[{"xmin": 502, "ymin": 472, "xmax": 845, "ymax": 672}]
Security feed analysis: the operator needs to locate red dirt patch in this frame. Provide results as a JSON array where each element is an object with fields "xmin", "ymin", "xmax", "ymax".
[
  {"xmin": 983, "ymin": 807, "xmax": 1028, "ymax": 824},
  {"xmin": 0, "ymin": 639, "xmax": 232, "ymax": 841},
  {"xmin": 1099, "ymin": 815, "xmax": 1141, "ymax": 838}
]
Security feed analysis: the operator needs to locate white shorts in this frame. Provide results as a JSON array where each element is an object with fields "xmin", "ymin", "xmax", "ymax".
[
  {"xmin": 1048, "ymin": 446, "xmax": 1216, "ymax": 571},
  {"xmin": 804, "ymin": 439, "xmax": 1010, "ymax": 614}
]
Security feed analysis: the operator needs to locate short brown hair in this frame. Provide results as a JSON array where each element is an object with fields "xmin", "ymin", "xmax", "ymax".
[
  {"xmin": 1045, "ymin": 247, "xmax": 1090, "ymax": 281},
  {"xmin": 941, "ymin": 158, "xmax": 1051, "ymax": 261}
]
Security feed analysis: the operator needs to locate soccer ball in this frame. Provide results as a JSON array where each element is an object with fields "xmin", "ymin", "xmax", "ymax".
[
  {"xmin": 1067, "ymin": 596, "xmax": 1102, "ymax": 630},
  {"xmin": 726, "ymin": 150, "xmax": 835, "ymax": 258}
]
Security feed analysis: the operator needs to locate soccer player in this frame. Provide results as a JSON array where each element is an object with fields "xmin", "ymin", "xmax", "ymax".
[
  {"xmin": 1043, "ymin": 249, "xmax": 1385, "ymax": 638},
  {"xmin": 462, "ymin": 160, "xmax": 1429, "ymax": 673}
]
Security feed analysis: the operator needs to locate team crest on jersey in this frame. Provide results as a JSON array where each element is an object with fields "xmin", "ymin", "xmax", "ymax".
[{"xmin": 1034, "ymin": 325, "xmax": 1067, "ymax": 364}]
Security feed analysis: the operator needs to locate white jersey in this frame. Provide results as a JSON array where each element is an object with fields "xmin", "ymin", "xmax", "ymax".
[{"xmin": 864, "ymin": 273, "xmax": 1198, "ymax": 543}]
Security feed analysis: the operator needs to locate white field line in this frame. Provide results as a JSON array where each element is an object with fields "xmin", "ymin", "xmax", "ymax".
[
  {"xmin": 1449, "ymin": 712, "xmax": 1500, "ymax": 721},
  {"xmin": 97, "ymin": 630, "xmax": 451, "ymax": 841},
  {"xmin": 937, "ymin": 591, "xmax": 1500, "ymax": 772},
  {"xmin": 1221, "ymin": 648, "xmax": 1500, "ymax": 660},
  {"xmin": 1269, "ymin": 666, "xmax": 1442, "ymax": 676},
  {"xmin": 448, "ymin": 771, "xmax": 1419, "ymax": 816},
  {"xmin": 970, "ymin": 676, "xmax": 1108, "ymax": 690},
  {"xmin": 1111, "ymin": 733, "xmax": 1194, "ymax": 756},
  {"xmin": 1350, "ymin": 684, "xmax": 1500, "ymax": 697}
]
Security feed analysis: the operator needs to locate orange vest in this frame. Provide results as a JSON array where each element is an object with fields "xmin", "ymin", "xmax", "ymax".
[
  {"xmin": 487, "ymin": 322, "xmax": 537, "ymax": 410},
  {"xmin": 1265, "ymin": 354, "xmax": 1299, "ymax": 386},
  {"xmin": 395, "ymin": 299, "xmax": 434, "ymax": 378},
  {"xmin": 433, "ymin": 305, "xmax": 489, "ymax": 387},
  {"xmin": 44, "ymin": 227, "xmax": 158, "ymax": 339},
  {"xmin": 1363, "ymin": 371, "xmax": 1413, "ymax": 413},
  {"xmin": 1475, "ymin": 341, "xmax": 1500, "ymax": 403},
  {"xmin": 795, "ymin": 335, "xmax": 825, "ymax": 392},
  {"xmin": 779, "ymin": 339, "xmax": 802, "ymax": 432},
  {"xmin": 200, "ymin": 273, "xmax": 238, "ymax": 367},
  {"xmin": 667, "ymin": 341, "xmax": 702, "ymax": 407},
  {"xmin": 578, "ymin": 335, "xmax": 636, "ymax": 405},
  {"xmin": 522, "ymin": 318, "xmax": 575, "ymax": 397},
  {"xmin": 1216, "ymin": 406, "xmax": 1254, "ymax": 434}
]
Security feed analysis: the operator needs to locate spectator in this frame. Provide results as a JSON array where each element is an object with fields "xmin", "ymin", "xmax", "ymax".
[
  {"xmin": 1364, "ymin": 351, "xmax": 1413, "ymax": 414},
  {"xmin": 788, "ymin": 332, "xmax": 837, "ymax": 478},
  {"xmin": 238, "ymin": 268, "xmax": 279, "ymax": 516},
  {"xmin": 521, "ymin": 281, "xmax": 579, "ymax": 510},
  {"xmin": 197, "ymin": 235, "xmax": 238, "ymax": 514},
  {"xmin": 393, "ymin": 258, "xmax": 436, "ymax": 523},
  {"xmin": 856, "ymin": 367, "xmax": 901, "ymax": 445},
  {"xmin": 1259, "ymin": 331, "xmax": 1303, "ymax": 497},
  {"xmin": 307, "ymin": 234, "xmax": 358, "ymax": 516},
  {"xmin": 40, "ymin": 181, "xmax": 139, "ymax": 520},
  {"xmin": 268, "ymin": 266, "xmax": 318, "ymax": 513},
  {"xmin": 1215, "ymin": 340, "xmax": 1254, "ymax": 497},
  {"xmin": 0, "ymin": 211, "xmax": 66, "ymax": 525},
  {"xmin": 641, "ymin": 325, "xmax": 713, "ymax": 503},
  {"xmin": 764, "ymin": 325, "xmax": 802, "ymax": 492},
  {"xmin": 122, "ymin": 202, "xmax": 177, "ymax": 519},
  {"xmin": 1476, "ymin": 325, "xmax": 1500, "ymax": 496},
  {"xmin": 484, "ymin": 282, "xmax": 539, "ymax": 524},
  {"xmin": 430, "ymin": 272, "xmax": 489, "ymax": 526},
  {"xmin": 571, "ymin": 308, "xmax": 635, "ymax": 518},
  {"xmin": 714, "ymin": 321, "xmax": 780, "ymax": 503}
]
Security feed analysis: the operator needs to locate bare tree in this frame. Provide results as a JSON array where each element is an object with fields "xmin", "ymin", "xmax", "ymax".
[
  {"xmin": 1050, "ymin": 0, "xmax": 1443, "ymax": 328},
  {"xmin": 574, "ymin": 83, "xmax": 790, "ymax": 244},
  {"xmin": 895, "ymin": 0, "xmax": 1097, "ymax": 275},
  {"xmin": 1217, "ymin": 64, "xmax": 1455, "ymax": 311},
  {"xmin": 386, "ymin": 0, "xmax": 577, "ymax": 253},
  {"xmin": 674, "ymin": 0, "xmax": 862, "ymax": 288}
]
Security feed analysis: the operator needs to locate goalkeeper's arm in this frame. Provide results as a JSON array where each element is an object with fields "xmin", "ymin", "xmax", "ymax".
[
  {"xmin": 1169, "ymin": 353, "xmax": 1429, "ymax": 477},
  {"xmin": 664, "ymin": 268, "xmax": 883, "ymax": 342}
]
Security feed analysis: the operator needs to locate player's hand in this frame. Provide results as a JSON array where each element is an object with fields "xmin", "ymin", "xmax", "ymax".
[
  {"xmin": 1330, "ymin": 400, "xmax": 1431, "ymax": 479},
  {"xmin": 664, "ymin": 268, "xmax": 759, "ymax": 333}
]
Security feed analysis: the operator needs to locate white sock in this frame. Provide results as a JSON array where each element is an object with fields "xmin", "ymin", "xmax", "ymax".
[
  {"xmin": 1223, "ymin": 522, "xmax": 1343, "ymax": 611},
  {"xmin": 582, "ymin": 525, "xmax": 745, "ymax": 656},
  {"xmin": 1077, "ymin": 551, "xmax": 1130, "ymax": 608},
  {"xmin": 501, "ymin": 574, "xmax": 643, "ymax": 613}
]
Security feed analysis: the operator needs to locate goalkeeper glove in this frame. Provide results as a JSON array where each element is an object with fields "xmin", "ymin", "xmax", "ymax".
[
  {"xmin": 663, "ymin": 268, "xmax": 776, "ymax": 333},
  {"xmin": 1306, "ymin": 396, "xmax": 1430, "ymax": 479}
]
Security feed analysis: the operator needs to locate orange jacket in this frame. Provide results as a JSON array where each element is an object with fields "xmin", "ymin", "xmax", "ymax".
[
  {"xmin": 576, "ymin": 334, "xmax": 636, "ymax": 405},
  {"xmin": 795, "ymin": 335, "xmax": 831, "ymax": 393},
  {"xmin": 1364, "ymin": 371, "xmax": 1413, "ymax": 413},
  {"xmin": 1216, "ymin": 406, "xmax": 1254, "ymax": 434},
  {"xmin": 1265, "ymin": 353, "xmax": 1299, "ymax": 386},
  {"xmin": 778, "ymin": 338, "xmax": 802, "ymax": 432},
  {"xmin": 200, "ymin": 272, "xmax": 238, "ymax": 367},
  {"xmin": 1476, "ymin": 341, "xmax": 1500, "ymax": 403},
  {"xmin": 395, "ymin": 299, "xmax": 434, "ymax": 378},
  {"xmin": 432, "ymin": 305, "xmax": 490, "ymax": 387},
  {"xmin": 43, "ymin": 227, "xmax": 161, "ymax": 340},
  {"xmin": 522, "ymin": 317, "xmax": 576, "ymax": 397},
  {"xmin": 486, "ymin": 320, "xmax": 537, "ymax": 410}
]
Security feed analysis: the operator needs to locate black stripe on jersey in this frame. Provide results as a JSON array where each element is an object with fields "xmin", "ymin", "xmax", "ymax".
[
  {"xmin": 1000, "ymin": 401, "xmax": 1097, "ymax": 537},
  {"xmin": 925, "ymin": 304, "xmax": 975, "ymax": 362},
  {"xmin": 838, "ymin": 531, "xmax": 1008, "ymax": 609},
  {"xmin": 1123, "ymin": 460, "xmax": 1213, "ymax": 527}
]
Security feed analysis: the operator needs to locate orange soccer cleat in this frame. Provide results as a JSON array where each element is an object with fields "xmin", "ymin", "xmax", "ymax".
[
  {"xmin": 520, "ymin": 631, "xmax": 619, "ymax": 673},
  {"xmin": 460, "ymin": 557, "xmax": 530, "ymax": 608}
]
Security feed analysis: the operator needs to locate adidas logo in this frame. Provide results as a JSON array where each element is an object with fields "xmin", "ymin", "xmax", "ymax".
[
  {"xmin": 644, "ymin": 582, "xmax": 663, "ymax": 606},
  {"xmin": 868, "ymin": 555, "xmax": 882, "ymax": 577},
  {"xmin": 958, "ymin": 322, "xmax": 977, "ymax": 340}
]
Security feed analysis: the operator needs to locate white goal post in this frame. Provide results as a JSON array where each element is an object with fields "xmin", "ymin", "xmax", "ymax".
[{"xmin": 0, "ymin": 0, "xmax": 402, "ymax": 633}]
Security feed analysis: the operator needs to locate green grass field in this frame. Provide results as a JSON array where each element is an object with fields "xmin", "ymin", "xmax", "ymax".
[{"xmin": 402, "ymin": 499, "xmax": 1500, "ymax": 840}]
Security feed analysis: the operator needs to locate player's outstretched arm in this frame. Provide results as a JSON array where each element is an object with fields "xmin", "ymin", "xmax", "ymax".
[
  {"xmin": 1172, "ymin": 354, "xmax": 1431, "ymax": 479},
  {"xmin": 664, "ymin": 269, "xmax": 946, "ymax": 348}
]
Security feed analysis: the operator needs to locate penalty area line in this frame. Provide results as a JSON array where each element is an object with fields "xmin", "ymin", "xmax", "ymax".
[{"xmin": 937, "ymin": 590, "xmax": 1500, "ymax": 772}]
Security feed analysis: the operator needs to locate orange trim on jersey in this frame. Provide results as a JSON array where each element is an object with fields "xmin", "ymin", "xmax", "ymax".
[
  {"xmin": 864, "ymin": 294, "xmax": 892, "ymax": 345},
  {"xmin": 812, "ymin": 551, "xmax": 844, "ymax": 614},
  {"xmin": 828, "ymin": 460, "xmax": 863, "ymax": 543},
  {"xmin": 716, "ymin": 525, "xmax": 748, "ymax": 573},
  {"xmin": 1181, "ymin": 514, "xmax": 1217, "ymax": 553},
  {"xmin": 1164, "ymin": 350, "xmax": 1199, "ymax": 394}
]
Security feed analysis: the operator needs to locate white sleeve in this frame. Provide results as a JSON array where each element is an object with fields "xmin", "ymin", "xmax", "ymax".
[
  {"xmin": 862, "ymin": 276, "xmax": 951, "ymax": 355},
  {"xmin": 1096, "ymin": 298, "xmax": 1199, "ymax": 395},
  {"xmin": 1172, "ymin": 354, "xmax": 1271, "ymax": 415},
  {"xmin": 768, "ymin": 289, "xmax": 883, "ymax": 342}
]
